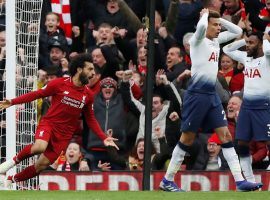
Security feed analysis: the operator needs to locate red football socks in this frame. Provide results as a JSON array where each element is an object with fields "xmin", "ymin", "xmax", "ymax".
[
  {"xmin": 13, "ymin": 144, "xmax": 33, "ymax": 164},
  {"xmin": 12, "ymin": 165, "xmax": 39, "ymax": 182}
]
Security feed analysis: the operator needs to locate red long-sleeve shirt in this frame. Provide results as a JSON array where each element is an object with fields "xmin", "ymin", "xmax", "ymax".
[{"xmin": 11, "ymin": 77, "xmax": 106, "ymax": 141}]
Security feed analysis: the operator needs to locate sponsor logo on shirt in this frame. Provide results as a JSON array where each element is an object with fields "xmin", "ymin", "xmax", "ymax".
[
  {"xmin": 208, "ymin": 52, "xmax": 219, "ymax": 62},
  {"xmin": 61, "ymin": 96, "xmax": 84, "ymax": 109},
  {"xmin": 244, "ymin": 68, "xmax": 261, "ymax": 78}
]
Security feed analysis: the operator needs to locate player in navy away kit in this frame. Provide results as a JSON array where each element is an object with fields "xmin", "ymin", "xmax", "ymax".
[
  {"xmin": 223, "ymin": 31, "xmax": 270, "ymax": 184},
  {"xmin": 159, "ymin": 9, "xmax": 262, "ymax": 192},
  {"xmin": 0, "ymin": 54, "xmax": 118, "ymax": 187}
]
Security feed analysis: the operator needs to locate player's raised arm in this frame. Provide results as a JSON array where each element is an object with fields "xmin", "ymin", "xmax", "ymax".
[
  {"xmin": 218, "ymin": 18, "xmax": 243, "ymax": 44},
  {"xmin": 223, "ymin": 39, "xmax": 247, "ymax": 64},
  {"xmin": 193, "ymin": 8, "xmax": 209, "ymax": 42}
]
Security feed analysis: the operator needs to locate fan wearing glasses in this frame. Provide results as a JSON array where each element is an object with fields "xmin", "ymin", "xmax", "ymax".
[{"xmin": 81, "ymin": 77, "xmax": 129, "ymax": 170}]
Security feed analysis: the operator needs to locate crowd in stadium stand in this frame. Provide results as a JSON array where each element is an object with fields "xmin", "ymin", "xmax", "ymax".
[{"xmin": 0, "ymin": 0, "xmax": 269, "ymax": 172}]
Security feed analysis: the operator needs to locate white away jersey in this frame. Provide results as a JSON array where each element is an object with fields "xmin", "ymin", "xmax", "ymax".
[
  {"xmin": 223, "ymin": 39, "xmax": 270, "ymax": 108},
  {"xmin": 188, "ymin": 13, "xmax": 242, "ymax": 94},
  {"xmin": 189, "ymin": 37, "xmax": 220, "ymax": 93}
]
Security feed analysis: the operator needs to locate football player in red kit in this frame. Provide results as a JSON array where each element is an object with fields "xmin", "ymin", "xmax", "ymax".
[{"xmin": 0, "ymin": 53, "xmax": 118, "ymax": 186}]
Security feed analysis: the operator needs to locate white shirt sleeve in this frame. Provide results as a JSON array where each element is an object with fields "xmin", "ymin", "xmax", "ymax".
[
  {"xmin": 263, "ymin": 39, "xmax": 270, "ymax": 56},
  {"xmin": 263, "ymin": 39, "xmax": 270, "ymax": 68},
  {"xmin": 223, "ymin": 39, "xmax": 247, "ymax": 64},
  {"xmin": 192, "ymin": 13, "xmax": 208, "ymax": 43},
  {"xmin": 218, "ymin": 18, "xmax": 243, "ymax": 44}
]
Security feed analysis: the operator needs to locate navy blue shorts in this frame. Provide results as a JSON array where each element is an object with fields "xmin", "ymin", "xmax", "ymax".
[
  {"xmin": 236, "ymin": 107, "xmax": 270, "ymax": 141},
  {"xmin": 181, "ymin": 91, "xmax": 227, "ymax": 133}
]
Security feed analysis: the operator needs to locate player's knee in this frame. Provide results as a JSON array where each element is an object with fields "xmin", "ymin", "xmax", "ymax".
[
  {"xmin": 237, "ymin": 144, "xmax": 250, "ymax": 157},
  {"xmin": 220, "ymin": 134, "xmax": 232, "ymax": 143},
  {"xmin": 216, "ymin": 129, "xmax": 232, "ymax": 143},
  {"xmin": 31, "ymin": 144, "xmax": 46, "ymax": 154},
  {"xmin": 180, "ymin": 132, "xmax": 195, "ymax": 146},
  {"xmin": 178, "ymin": 141, "xmax": 193, "ymax": 154},
  {"xmin": 35, "ymin": 163, "xmax": 49, "ymax": 173},
  {"xmin": 35, "ymin": 160, "xmax": 50, "ymax": 173}
]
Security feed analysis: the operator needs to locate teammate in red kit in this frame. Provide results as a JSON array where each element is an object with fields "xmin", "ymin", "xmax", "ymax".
[{"xmin": 0, "ymin": 53, "xmax": 118, "ymax": 187}]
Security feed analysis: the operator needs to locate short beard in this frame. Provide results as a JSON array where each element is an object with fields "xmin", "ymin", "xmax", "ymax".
[{"xmin": 79, "ymin": 72, "xmax": 89, "ymax": 85}]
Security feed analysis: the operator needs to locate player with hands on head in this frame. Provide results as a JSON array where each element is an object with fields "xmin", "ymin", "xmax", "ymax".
[
  {"xmin": 159, "ymin": 8, "xmax": 262, "ymax": 192},
  {"xmin": 223, "ymin": 30, "xmax": 270, "ymax": 185}
]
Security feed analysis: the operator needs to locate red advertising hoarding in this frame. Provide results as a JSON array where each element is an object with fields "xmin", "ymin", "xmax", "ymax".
[{"xmin": 39, "ymin": 171, "xmax": 270, "ymax": 191}]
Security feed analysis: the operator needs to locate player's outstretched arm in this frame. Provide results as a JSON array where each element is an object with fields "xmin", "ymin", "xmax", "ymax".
[
  {"xmin": 11, "ymin": 78, "xmax": 60, "ymax": 105},
  {"xmin": 103, "ymin": 137, "xmax": 119, "ymax": 150},
  {"xmin": 223, "ymin": 39, "xmax": 246, "ymax": 64},
  {"xmin": 0, "ymin": 99, "xmax": 12, "ymax": 110}
]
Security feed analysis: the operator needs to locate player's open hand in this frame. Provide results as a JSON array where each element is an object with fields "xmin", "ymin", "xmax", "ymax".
[
  {"xmin": 0, "ymin": 99, "xmax": 12, "ymax": 111},
  {"xmin": 104, "ymin": 129, "xmax": 119, "ymax": 150}
]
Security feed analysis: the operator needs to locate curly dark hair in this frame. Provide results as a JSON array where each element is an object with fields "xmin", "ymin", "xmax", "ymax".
[
  {"xmin": 69, "ymin": 53, "xmax": 93, "ymax": 77},
  {"xmin": 247, "ymin": 31, "xmax": 264, "ymax": 42}
]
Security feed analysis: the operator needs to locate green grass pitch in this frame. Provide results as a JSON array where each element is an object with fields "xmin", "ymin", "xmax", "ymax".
[{"xmin": 0, "ymin": 191, "xmax": 269, "ymax": 200}]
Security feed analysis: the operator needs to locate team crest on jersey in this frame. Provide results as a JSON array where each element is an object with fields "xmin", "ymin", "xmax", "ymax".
[
  {"xmin": 82, "ymin": 95, "xmax": 86, "ymax": 104},
  {"xmin": 39, "ymin": 130, "xmax": 44, "ymax": 137}
]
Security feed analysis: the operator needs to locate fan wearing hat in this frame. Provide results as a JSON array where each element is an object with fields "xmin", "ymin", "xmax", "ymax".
[
  {"xmin": 206, "ymin": 133, "xmax": 228, "ymax": 170},
  {"xmin": 100, "ymin": 77, "xmax": 117, "ymax": 100},
  {"xmin": 82, "ymin": 76, "xmax": 128, "ymax": 170},
  {"xmin": 47, "ymin": 35, "xmax": 69, "ymax": 74}
]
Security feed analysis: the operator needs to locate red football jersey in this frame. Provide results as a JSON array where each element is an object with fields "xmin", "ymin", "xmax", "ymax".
[{"xmin": 11, "ymin": 77, "xmax": 106, "ymax": 141}]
